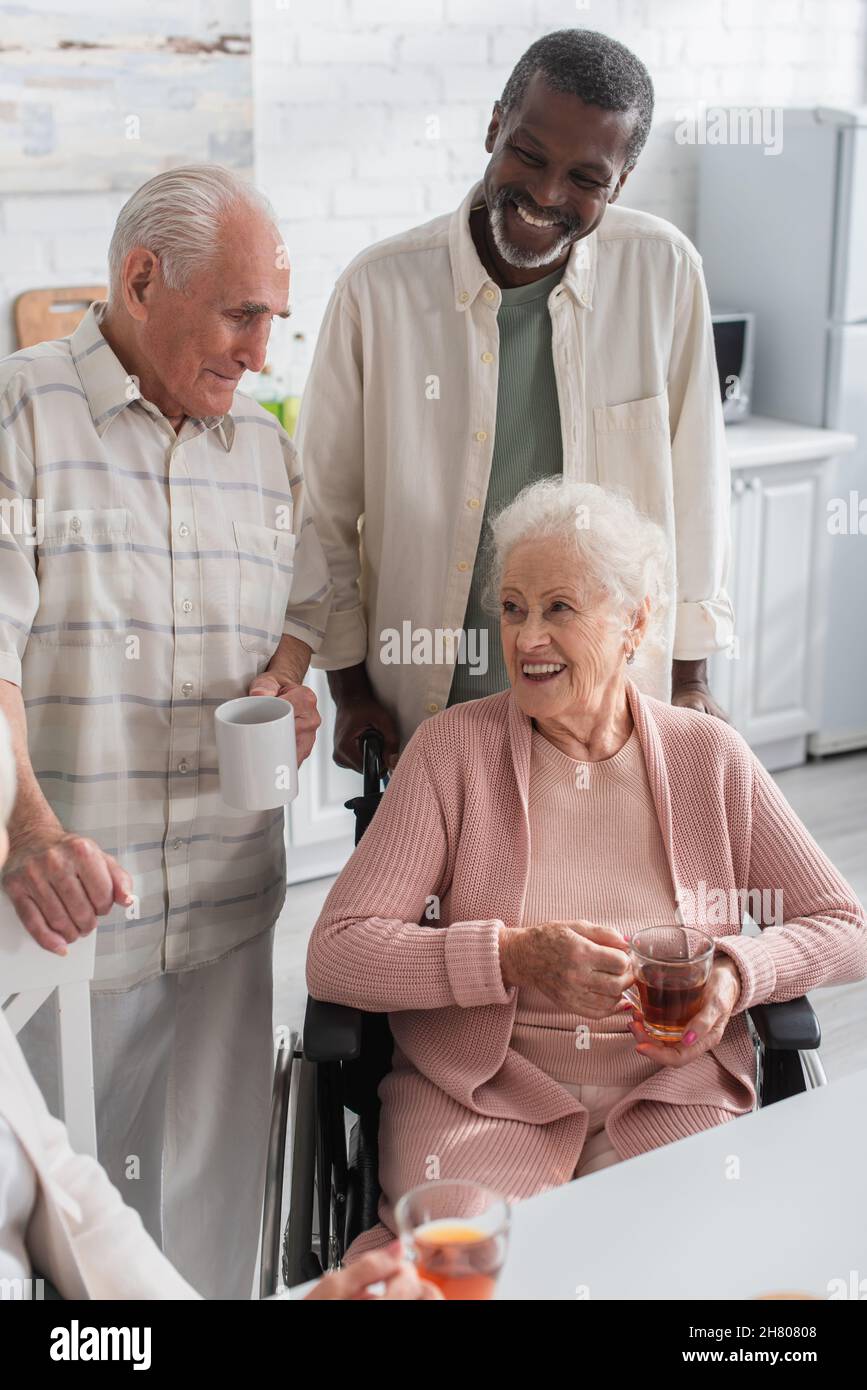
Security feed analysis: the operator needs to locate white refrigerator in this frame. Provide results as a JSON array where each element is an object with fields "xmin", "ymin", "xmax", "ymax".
[{"xmin": 697, "ymin": 107, "xmax": 867, "ymax": 754}]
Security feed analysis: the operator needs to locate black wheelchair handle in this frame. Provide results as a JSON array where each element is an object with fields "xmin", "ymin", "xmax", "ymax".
[{"xmin": 360, "ymin": 728, "xmax": 386, "ymax": 795}]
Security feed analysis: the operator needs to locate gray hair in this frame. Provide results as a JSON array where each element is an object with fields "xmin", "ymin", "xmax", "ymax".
[
  {"xmin": 500, "ymin": 29, "xmax": 654, "ymax": 172},
  {"xmin": 107, "ymin": 164, "xmax": 279, "ymax": 299},
  {"xmin": 481, "ymin": 478, "xmax": 672, "ymax": 679},
  {"xmin": 0, "ymin": 711, "xmax": 16, "ymax": 829}
]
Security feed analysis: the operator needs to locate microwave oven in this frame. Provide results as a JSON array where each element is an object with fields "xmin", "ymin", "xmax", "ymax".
[{"xmin": 711, "ymin": 312, "xmax": 755, "ymax": 423}]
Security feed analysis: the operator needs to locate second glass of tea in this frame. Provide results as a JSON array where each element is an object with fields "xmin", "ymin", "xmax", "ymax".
[
  {"xmin": 394, "ymin": 1180, "xmax": 510, "ymax": 1301},
  {"xmin": 623, "ymin": 925, "xmax": 714, "ymax": 1043}
]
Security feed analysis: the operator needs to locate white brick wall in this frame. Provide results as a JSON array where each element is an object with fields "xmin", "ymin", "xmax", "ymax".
[
  {"xmin": 251, "ymin": 0, "xmax": 867, "ymax": 385},
  {"xmin": 1, "ymin": 1, "xmax": 865, "ymax": 371},
  {"xmin": 0, "ymin": 190, "xmax": 127, "ymax": 357}
]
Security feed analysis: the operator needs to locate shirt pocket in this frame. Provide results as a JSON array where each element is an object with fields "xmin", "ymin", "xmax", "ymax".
[
  {"xmin": 33, "ymin": 507, "xmax": 132, "ymax": 647},
  {"xmin": 592, "ymin": 390, "xmax": 674, "ymax": 526},
  {"xmin": 233, "ymin": 520, "xmax": 297, "ymax": 657}
]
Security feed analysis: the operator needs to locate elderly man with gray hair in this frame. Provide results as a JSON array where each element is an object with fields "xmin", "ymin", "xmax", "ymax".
[{"xmin": 0, "ymin": 165, "xmax": 332, "ymax": 1298}]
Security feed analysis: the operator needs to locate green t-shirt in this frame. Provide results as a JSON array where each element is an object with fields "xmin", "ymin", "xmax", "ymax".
[{"xmin": 448, "ymin": 263, "xmax": 566, "ymax": 705}]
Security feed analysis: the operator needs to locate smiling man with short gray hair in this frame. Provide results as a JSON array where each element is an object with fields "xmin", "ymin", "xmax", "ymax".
[{"xmin": 298, "ymin": 28, "xmax": 733, "ymax": 774}]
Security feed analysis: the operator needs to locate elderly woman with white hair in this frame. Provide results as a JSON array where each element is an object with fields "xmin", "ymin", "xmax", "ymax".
[{"xmin": 307, "ymin": 478, "xmax": 867, "ymax": 1260}]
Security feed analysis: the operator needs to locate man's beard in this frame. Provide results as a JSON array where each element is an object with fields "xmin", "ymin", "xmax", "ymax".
[{"xmin": 487, "ymin": 186, "xmax": 580, "ymax": 269}]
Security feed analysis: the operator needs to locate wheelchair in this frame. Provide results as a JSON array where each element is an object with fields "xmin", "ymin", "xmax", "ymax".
[{"xmin": 258, "ymin": 734, "xmax": 829, "ymax": 1297}]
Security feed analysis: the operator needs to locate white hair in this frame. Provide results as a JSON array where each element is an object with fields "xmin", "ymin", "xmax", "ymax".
[
  {"xmin": 482, "ymin": 478, "xmax": 673, "ymax": 680},
  {"xmin": 0, "ymin": 710, "xmax": 16, "ymax": 829},
  {"xmin": 107, "ymin": 164, "xmax": 279, "ymax": 300}
]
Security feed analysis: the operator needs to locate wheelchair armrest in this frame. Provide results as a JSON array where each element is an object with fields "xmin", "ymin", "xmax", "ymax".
[
  {"xmin": 747, "ymin": 996, "xmax": 821, "ymax": 1052},
  {"xmin": 303, "ymin": 997, "xmax": 363, "ymax": 1064}
]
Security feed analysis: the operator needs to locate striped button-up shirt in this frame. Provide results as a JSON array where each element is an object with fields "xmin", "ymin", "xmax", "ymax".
[{"xmin": 0, "ymin": 303, "xmax": 332, "ymax": 989}]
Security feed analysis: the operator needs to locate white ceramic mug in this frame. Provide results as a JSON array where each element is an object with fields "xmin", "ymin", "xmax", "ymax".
[{"xmin": 215, "ymin": 696, "xmax": 298, "ymax": 811}]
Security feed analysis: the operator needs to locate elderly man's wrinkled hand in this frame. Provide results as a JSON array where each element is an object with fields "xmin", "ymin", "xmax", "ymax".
[
  {"xmin": 624, "ymin": 956, "xmax": 742, "ymax": 1066},
  {"xmin": 248, "ymin": 675, "xmax": 321, "ymax": 766},
  {"xmin": 2, "ymin": 827, "xmax": 134, "ymax": 956}
]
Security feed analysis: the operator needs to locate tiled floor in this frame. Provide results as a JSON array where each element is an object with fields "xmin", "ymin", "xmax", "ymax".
[{"xmin": 275, "ymin": 748, "xmax": 867, "ymax": 1082}]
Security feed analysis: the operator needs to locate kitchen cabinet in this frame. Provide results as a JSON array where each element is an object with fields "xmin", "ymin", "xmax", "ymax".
[{"xmin": 708, "ymin": 417, "xmax": 856, "ymax": 771}]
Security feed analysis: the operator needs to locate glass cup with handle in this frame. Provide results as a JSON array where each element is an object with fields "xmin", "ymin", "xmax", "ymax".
[
  {"xmin": 622, "ymin": 925, "xmax": 715, "ymax": 1044},
  {"xmin": 394, "ymin": 1180, "xmax": 510, "ymax": 1301}
]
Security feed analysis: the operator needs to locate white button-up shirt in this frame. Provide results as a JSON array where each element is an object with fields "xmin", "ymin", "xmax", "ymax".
[
  {"xmin": 297, "ymin": 182, "xmax": 733, "ymax": 746},
  {"xmin": 0, "ymin": 304, "xmax": 332, "ymax": 989}
]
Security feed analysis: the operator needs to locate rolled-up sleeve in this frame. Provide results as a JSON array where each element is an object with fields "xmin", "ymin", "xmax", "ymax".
[
  {"xmin": 667, "ymin": 249, "xmax": 735, "ymax": 661},
  {"xmin": 280, "ymin": 433, "xmax": 333, "ymax": 654},
  {"xmin": 294, "ymin": 281, "xmax": 368, "ymax": 670},
  {"xmin": 0, "ymin": 420, "xmax": 39, "ymax": 687}
]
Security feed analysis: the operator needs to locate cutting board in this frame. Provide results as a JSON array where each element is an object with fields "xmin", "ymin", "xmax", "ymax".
[{"xmin": 14, "ymin": 285, "xmax": 107, "ymax": 349}]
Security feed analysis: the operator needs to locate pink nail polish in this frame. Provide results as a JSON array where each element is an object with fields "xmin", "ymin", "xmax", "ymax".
[{"xmin": 683, "ymin": 1030, "xmax": 697, "ymax": 1045}]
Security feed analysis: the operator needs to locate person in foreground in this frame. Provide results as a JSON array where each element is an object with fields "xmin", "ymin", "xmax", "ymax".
[
  {"xmin": 306, "ymin": 480, "xmax": 867, "ymax": 1260},
  {"xmin": 0, "ymin": 713, "xmax": 439, "ymax": 1301}
]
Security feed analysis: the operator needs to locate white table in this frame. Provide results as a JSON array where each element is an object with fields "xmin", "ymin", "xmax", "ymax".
[
  {"xmin": 282, "ymin": 1072, "xmax": 865, "ymax": 1302},
  {"xmin": 496, "ymin": 1069, "xmax": 866, "ymax": 1300}
]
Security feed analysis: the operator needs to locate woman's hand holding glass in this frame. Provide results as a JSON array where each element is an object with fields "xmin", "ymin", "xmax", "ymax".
[
  {"xmin": 499, "ymin": 920, "xmax": 635, "ymax": 1019},
  {"xmin": 624, "ymin": 955, "xmax": 742, "ymax": 1066}
]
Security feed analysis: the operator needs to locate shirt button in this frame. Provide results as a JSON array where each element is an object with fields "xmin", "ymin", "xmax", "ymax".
[
  {"xmin": 474, "ymin": 430, "xmax": 488, "ymax": 442},
  {"xmin": 178, "ymin": 760, "xmax": 191, "ymax": 774},
  {"xmin": 181, "ymin": 682, "xmax": 194, "ymax": 697},
  {"xmin": 171, "ymin": 837, "xmax": 183, "ymax": 851},
  {"xmin": 484, "ymin": 288, "xmax": 496, "ymax": 301},
  {"xmin": 481, "ymin": 351, "xmax": 494, "ymax": 364},
  {"xmin": 178, "ymin": 523, "xmax": 190, "ymax": 538},
  {"xmin": 458, "ymin": 291, "xmax": 470, "ymax": 303},
  {"xmin": 457, "ymin": 560, "xmax": 470, "ymax": 571},
  {"xmin": 70, "ymin": 516, "xmax": 81, "ymax": 533},
  {"xmin": 182, "ymin": 599, "xmax": 193, "ymax": 614},
  {"xmin": 467, "ymin": 498, "xmax": 480, "ymax": 509},
  {"xmin": 427, "ymin": 703, "xmax": 439, "ymax": 713}
]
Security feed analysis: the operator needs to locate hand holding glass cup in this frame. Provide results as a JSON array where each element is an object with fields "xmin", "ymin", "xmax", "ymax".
[
  {"xmin": 395, "ymin": 1180, "xmax": 510, "ymax": 1301},
  {"xmin": 621, "ymin": 926, "xmax": 715, "ymax": 1045}
]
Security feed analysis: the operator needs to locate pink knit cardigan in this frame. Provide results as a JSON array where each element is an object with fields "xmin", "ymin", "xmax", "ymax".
[{"xmin": 306, "ymin": 680, "xmax": 867, "ymax": 1256}]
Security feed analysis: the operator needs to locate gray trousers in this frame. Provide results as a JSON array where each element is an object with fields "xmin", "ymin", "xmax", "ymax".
[{"xmin": 20, "ymin": 926, "xmax": 275, "ymax": 1300}]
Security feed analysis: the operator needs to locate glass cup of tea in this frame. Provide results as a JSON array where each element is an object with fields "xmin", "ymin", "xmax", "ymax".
[
  {"xmin": 622, "ymin": 925, "xmax": 715, "ymax": 1044},
  {"xmin": 394, "ymin": 1180, "xmax": 510, "ymax": 1301}
]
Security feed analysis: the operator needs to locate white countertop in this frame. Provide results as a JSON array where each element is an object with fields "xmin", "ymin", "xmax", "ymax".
[{"xmin": 726, "ymin": 415, "xmax": 858, "ymax": 468}]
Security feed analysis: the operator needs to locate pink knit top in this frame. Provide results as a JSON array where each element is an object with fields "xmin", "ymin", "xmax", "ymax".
[
  {"xmin": 513, "ymin": 724, "xmax": 678, "ymax": 1086},
  {"xmin": 307, "ymin": 681, "xmax": 867, "ymax": 1260}
]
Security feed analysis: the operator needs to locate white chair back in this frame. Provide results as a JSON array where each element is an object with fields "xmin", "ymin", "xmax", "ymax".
[{"xmin": 0, "ymin": 890, "xmax": 97, "ymax": 1155}]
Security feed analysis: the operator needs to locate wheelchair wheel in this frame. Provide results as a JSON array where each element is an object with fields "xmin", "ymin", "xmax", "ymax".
[{"xmin": 282, "ymin": 1055, "xmax": 322, "ymax": 1287}]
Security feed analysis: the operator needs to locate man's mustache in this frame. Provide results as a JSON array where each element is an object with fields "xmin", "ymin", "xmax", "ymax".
[{"xmin": 492, "ymin": 185, "xmax": 581, "ymax": 238}]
